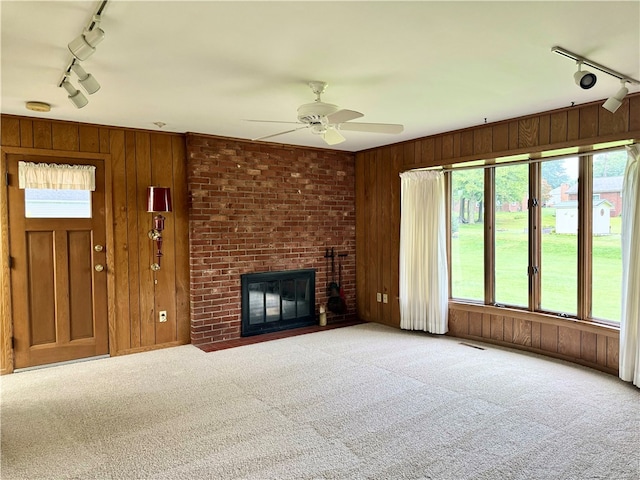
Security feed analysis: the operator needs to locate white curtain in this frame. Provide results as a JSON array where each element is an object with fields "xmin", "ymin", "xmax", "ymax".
[
  {"xmin": 18, "ymin": 161, "xmax": 95, "ymax": 190},
  {"xmin": 620, "ymin": 144, "xmax": 640, "ymax": 387},
  {"xmin": 399, "ymin": 170, "xmax": 448, "ymax": 334}
]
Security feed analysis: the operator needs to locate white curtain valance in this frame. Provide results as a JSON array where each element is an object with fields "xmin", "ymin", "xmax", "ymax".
[{"xmin": 18, "ymin": 161, "xmax": 96, "ymax": 191}]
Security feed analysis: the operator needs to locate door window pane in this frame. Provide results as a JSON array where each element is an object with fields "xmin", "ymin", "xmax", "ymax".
[
  {"xmin": 591, "ymin": 150, "xmax": 625, "ymax": 322},
  {"xmin": 540, "ymin": 158, "xmax": 578, "ymax": 314},
  {"xmin": 25, "ymin": 189, "xmax": 91, "ymax": 218},
  {"xmin": 494, "ymin": 164, "xmax": 529, "ymax": 307},
  {"xmin": 450, "ymin": 170, "xmax": 484, "ymax": 300}
]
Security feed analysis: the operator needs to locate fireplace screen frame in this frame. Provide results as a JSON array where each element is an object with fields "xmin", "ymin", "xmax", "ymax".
[{"xmin": 241, "ymin": 269, "xmax": 316, "ymax": 337}]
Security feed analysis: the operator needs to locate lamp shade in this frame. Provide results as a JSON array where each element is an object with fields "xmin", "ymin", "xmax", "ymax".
[
  {"xmin": 68, "ymin": 27, "xmax": 105, "ymax": 61},
  {"xmin": 147, "ymin": 187, "xmax": 172, "ymax": 213},
  {"xmin": 61, "ymin": 79, "xmax": 88, "ymax": 108},
  {"xmin": 602, "ymin": 85, "xmax": 629, "ymax": 113},
  {"xmin": 574, "ymin": 70, "xmax": 597, "ymax": 89},
  {"xmin": 71, "ymin": 63, "xmax": 100, "ymax": 94}
]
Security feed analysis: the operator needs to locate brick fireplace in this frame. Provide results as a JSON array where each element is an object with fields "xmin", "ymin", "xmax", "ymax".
[{"xmin": 187, "ymin": 135, "xmax": 356, "ymax": 348}]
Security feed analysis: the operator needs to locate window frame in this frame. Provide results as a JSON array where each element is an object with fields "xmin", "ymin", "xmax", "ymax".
[{"xmin": 447, "ymin": 146, "xmax": 627, "ymax": 328}]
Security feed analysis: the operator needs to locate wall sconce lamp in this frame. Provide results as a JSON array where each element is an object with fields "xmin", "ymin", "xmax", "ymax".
[
  {"xmin": 551, "ymin": 46, "xmax": 640, "ymax": 111},
  {"xmin": 147, "ymin": 186, "xmax": 172, "ymax": 271}
]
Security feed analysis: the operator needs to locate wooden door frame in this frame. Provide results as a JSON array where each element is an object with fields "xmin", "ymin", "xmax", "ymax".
[{"xmin": 1, "ymin": 147, "xmax": 115, "ymax": 374}]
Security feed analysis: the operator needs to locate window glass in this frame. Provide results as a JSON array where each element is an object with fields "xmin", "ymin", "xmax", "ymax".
[
  {"xmin": 591, "ymin": 150, "xmax": 625, "ymax": 322},
  {"xmin": 25, "ymin": 188, "xmax": 91, "ymax": 218},
  {"xmin": 540, "ymin": 158, "xmax": 579, "ymax": 314},
  {"xmin": 450, "ymin": 170, "xmax": 484, "ymax": 301},
  {"xmin": 494, "ymin": 164, "xmax": 529, "ymax": 307}
]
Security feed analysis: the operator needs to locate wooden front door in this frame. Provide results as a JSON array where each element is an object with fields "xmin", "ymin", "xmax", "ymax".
[{"xmin": 8, "ymin": 155, "xmax": 109, "ymax": 368}]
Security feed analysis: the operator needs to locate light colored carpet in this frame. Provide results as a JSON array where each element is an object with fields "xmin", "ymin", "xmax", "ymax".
[{"xmin": 1, "ymin": 323, "xmax": 638, "ymax": 479}]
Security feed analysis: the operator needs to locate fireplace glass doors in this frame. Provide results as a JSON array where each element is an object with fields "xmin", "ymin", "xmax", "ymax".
[{"xmin": 241, "ymin": 269, "xmax": 316, "ymax": 336}]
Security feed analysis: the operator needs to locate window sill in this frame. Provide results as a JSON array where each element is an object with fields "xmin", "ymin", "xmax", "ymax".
[{"xmin": 448, "ymin": 299, "xmax": 620, "ymax": 335}]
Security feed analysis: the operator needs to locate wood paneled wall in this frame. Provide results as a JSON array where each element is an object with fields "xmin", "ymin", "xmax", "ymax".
[
  {"xmin": 355, "ymin": 93, "xmax": 640, "ymax": 375},
  {"xmin": 449, "ymin": 303, "xmax": 619, "ymax": 374},
  {"xmin": 1, "ymin": 115, "xmax": 190, "ymax": 373},
  {"xmin": 397, "ymin": 94, "xmax": 640, "ymax": 170},
  {"xmin": 355, "ymin": 146, "xmax": 402, "ymax": 327}
]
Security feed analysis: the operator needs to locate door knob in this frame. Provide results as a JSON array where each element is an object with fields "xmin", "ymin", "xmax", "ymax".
[
  {"xmin": 94, "ymin": 244, "xmax": 104, "ymax": 252},
  {"xmin": 94, "ymin": 264, "xmax": 104, "ymax": 272}
]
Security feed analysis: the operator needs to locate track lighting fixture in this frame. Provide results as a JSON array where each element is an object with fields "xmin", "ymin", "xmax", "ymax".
[
  {"xmin": 70, "ymin": 63, "xmax": 100, "ymax": 94},
  {"xmin": 58, "ymin": 1, "xmax": 109, "ymax": 108},
  {"xmin": 574, "ymin": 61, "xmax": 597, "ymax": 90},
  {"xmin": 603, "ymin": 81, "xmax": 629, "ymax": 114},
  {"xmin": 551, "ymin": 46, "xmax": 640, "ymax": 112},
  {"xmin": 61, "ymin": 78, "xmax": 88, "ymax": 109},
  {"xmin": 68, "ymin": 15, "xmax": 105, "ymax": 61}
]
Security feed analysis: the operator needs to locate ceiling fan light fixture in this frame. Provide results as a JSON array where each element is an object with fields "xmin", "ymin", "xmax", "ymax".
[
  {"xmin": 249, "ymin": 81, "xmax": 404, "ymax": 145},
  {"xmin": 574, "ymin": 61, "xmax": 597, "ymax": 89},
  {"xmin": 322, "ymin": 127, "xmax": 346, "ymax": 145},
  {"xmin": 297, "ymin": 102, "xmax": 338, "ymax": 123}
]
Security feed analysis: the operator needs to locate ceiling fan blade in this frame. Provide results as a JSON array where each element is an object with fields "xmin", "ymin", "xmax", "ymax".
[
  {"xmin": 326, "ymin": 109, "xmax": 364, "ymax": 124},
  {"xmin": 244, "ymin": 119, "xmax": 303, "ymax": 125},
  {"xmin": 322, "ymin": 127, "xmax": 346, "ymax": 145},
  {"xmin": 252, "ymin": 126, "xmax": 308, "ymax": 141},
  {"xmin": 338, "ymin": 122, "xmax": 404, "ymax": 134}
]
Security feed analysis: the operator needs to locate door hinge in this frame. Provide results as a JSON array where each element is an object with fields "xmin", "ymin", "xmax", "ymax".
[
  {"xmin": 8, "ymin": 255, "xmax": 14, "ymax": 269},
  {"xmin": 5, "ymin": 172, "xmax": 9, "ymax": 186},
  {"xmin": 11, "ymin": 336, "xmax": 15, "ymax": 350}
]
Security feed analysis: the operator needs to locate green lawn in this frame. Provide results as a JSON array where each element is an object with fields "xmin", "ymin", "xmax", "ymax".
[{"xmin": 451, "ymin": 208, "xmax": 621, "ymax": 322}]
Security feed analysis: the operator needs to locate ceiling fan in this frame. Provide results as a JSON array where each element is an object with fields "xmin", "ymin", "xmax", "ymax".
[{"xmin": 249, "ymin": 81, "xmax": 404, "ymax": 146}]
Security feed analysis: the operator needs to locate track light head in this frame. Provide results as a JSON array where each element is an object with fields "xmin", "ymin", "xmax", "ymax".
[
  {"xmin": 574, "ymin": 62, "xmax": 597, "ymax": 89},
  {"xmin": 61, "ymin": 78, "xmax": 88, "ymax": 108},
  {"xmin": 602, "ymin": 82, "xmax": 629, "ymax": 113},
  {"xmin": 68, "ymin": 16, "xmax": 105, "ymax": 61},
  {"xmin": 70, "ymin": 63, "xmax": 100, "ymax": 94}
]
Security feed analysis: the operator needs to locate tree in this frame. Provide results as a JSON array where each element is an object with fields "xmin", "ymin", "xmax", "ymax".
[
  {"xmin": 593, "ymin": 150, "xmax": 627, "ymax": 177},
  {"xmin": 541, "ymin": 161, "xmax": 570, "ymax": 188},
  {"xmin": 541, "ymin": 178, "xmax": 552, "ymax": 206},
  {"xmin": 495, "ymin": 164, "xmax": 528, "ymax": 206},
  {"xmin": 452, "ymin": 169, "xmax": 484, "ymax": 223}
]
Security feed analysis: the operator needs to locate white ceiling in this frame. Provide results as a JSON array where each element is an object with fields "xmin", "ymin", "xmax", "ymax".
[{"xmin": 2, "ymin": 1, "xmax": 639, "ymax": 152}]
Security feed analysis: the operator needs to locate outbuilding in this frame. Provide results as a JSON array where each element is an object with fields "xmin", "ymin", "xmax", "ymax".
[{"xmin": 555, "ymin": 199, "xmax": 614, "ymax": 235}]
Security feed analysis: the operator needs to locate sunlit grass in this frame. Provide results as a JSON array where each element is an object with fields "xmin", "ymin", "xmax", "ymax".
[{"xmin": 451, "ymin": 209, "xmax": 621, "ymax": 322}]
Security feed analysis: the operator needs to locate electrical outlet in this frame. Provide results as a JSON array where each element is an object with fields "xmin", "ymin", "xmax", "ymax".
[
  {"xmin": 383, "ymin": 294, "xmax": 388, "ymax": 304},
  {"xmin": 376, "ymin": 292, "xmax": 382, "ymax": 302},
  {"xmin": 159, "ymin": 310, "xmax": 167, "ymax": 323}
]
